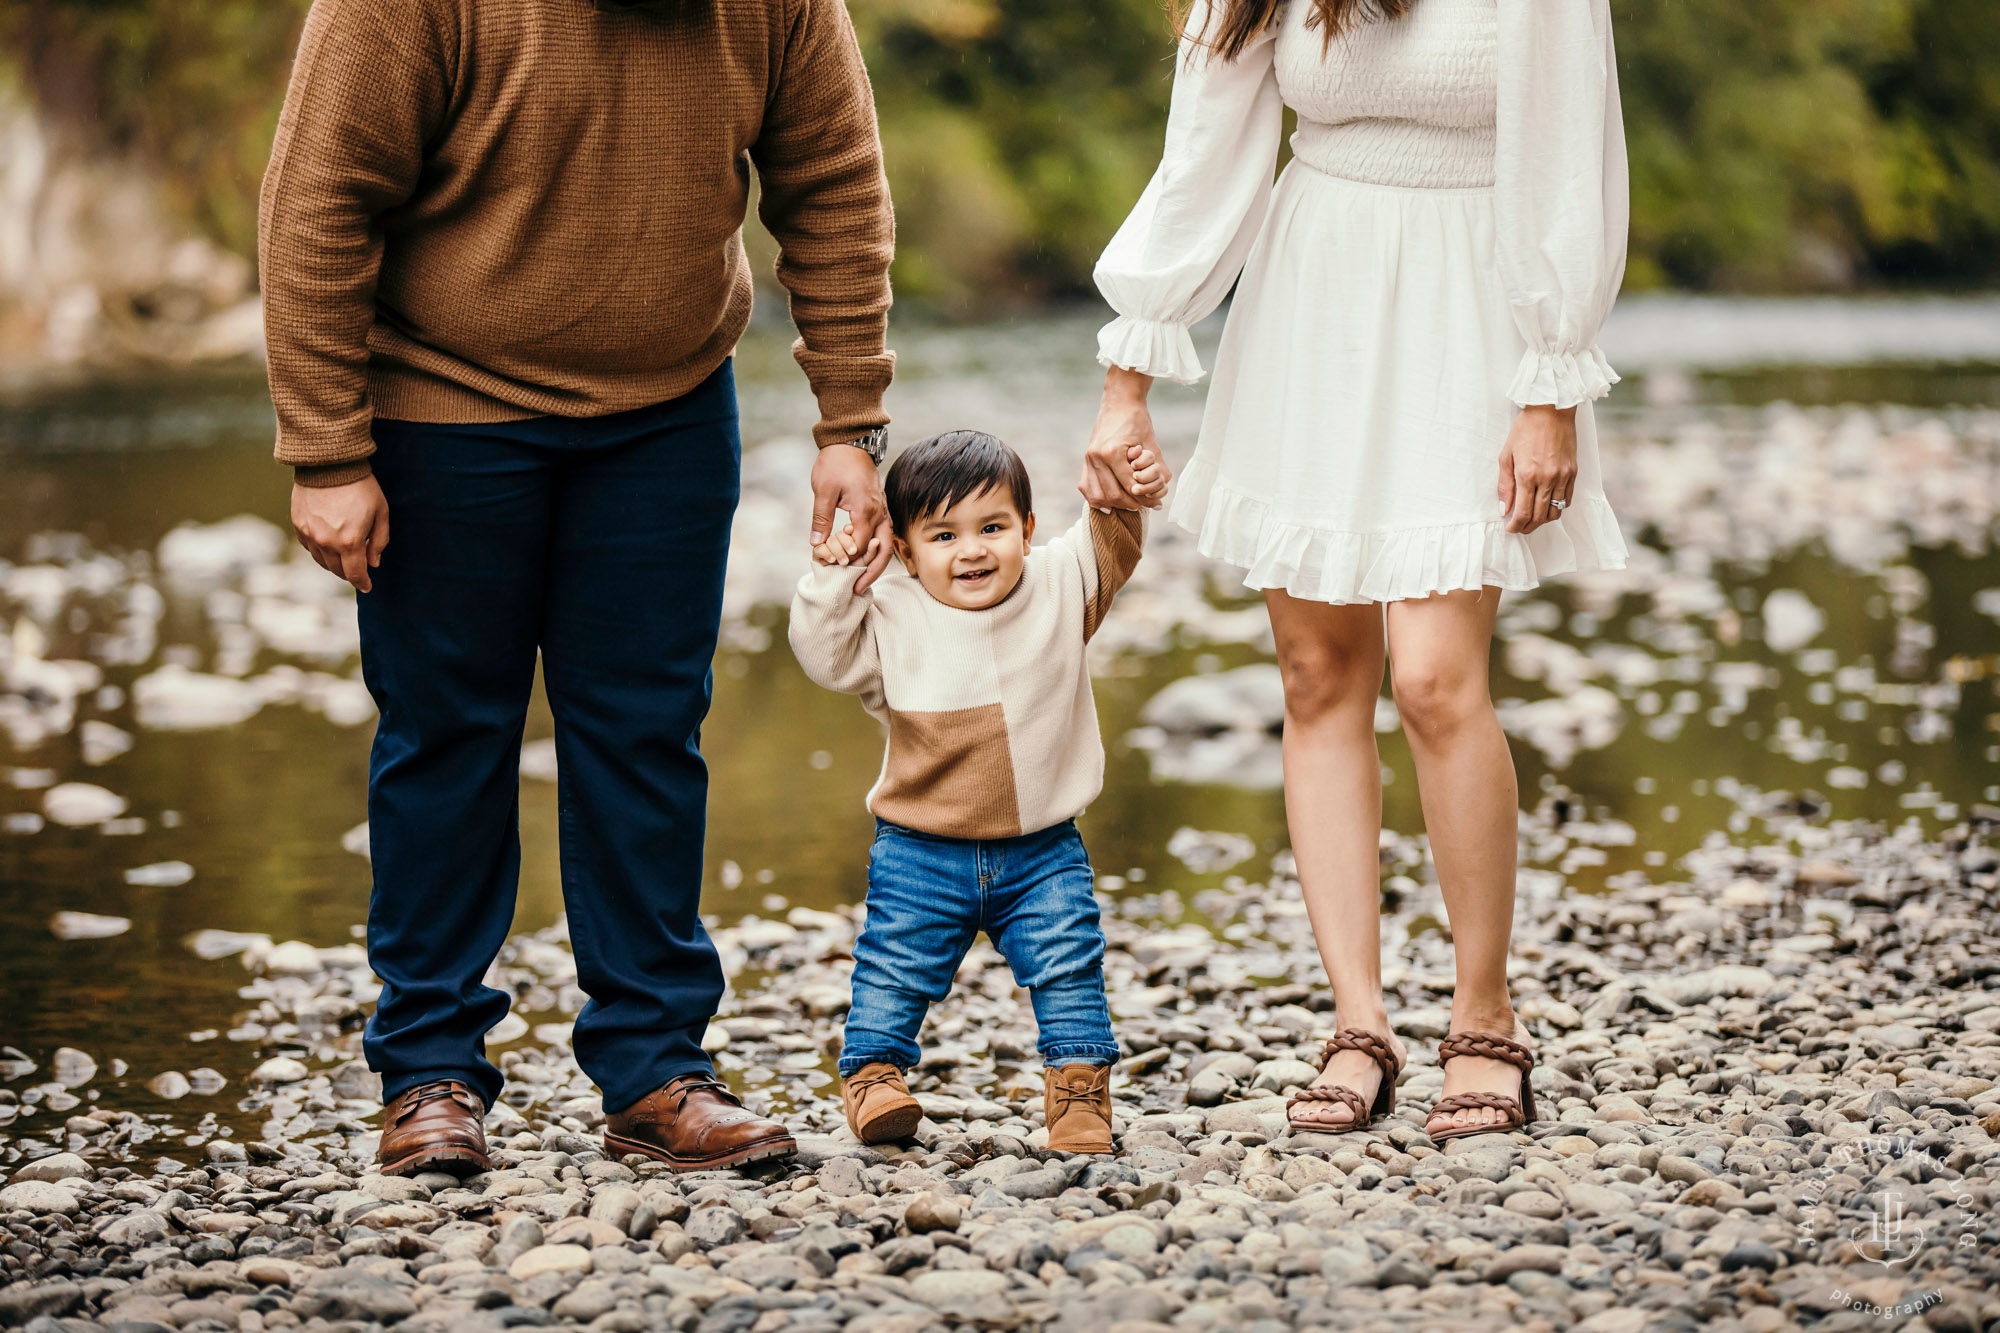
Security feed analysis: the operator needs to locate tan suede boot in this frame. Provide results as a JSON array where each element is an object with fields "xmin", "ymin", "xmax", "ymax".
[
  {"xmin": 841, "ymin": 1062, "xmax": 923, "ymax": 1145},
  {"xmin": 1044, "ymin": 1063, "xmax": 1114, "ymax": 1154}
]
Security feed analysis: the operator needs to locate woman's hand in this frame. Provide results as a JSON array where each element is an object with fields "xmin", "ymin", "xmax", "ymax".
[
  {"xmin": 1498, "ymin": 404, "xmax": 1579, "ymax": 535},
  {"xmin": 1081, "ymin": 366, "xmax": 1170, "ymax": 512}
]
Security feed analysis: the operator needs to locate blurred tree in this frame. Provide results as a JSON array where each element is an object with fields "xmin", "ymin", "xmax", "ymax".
[
  {"xmin": 2, "ymin": 0, "xmax": 1994, "ymax": 305},
  {"xmin": 1866, "ymin": 0, "xmax": 2000, "ymax": 284},
  {"xmin": 1615, "ymin": 0, "xmax": 1991, "ymax": 289},
  {"xmin": 2, "ymin": 0, "xmax": 311, "ymax": 260}
]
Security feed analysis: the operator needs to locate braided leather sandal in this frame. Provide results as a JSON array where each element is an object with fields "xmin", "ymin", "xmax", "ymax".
[
  {"xmin": 1286, "ymin": 1028, "xmax": 1404, "ymax": 1133},
  {"xmin": 1428, "ymin": 1029, "xmax": 1539, "ymax": 1143}
]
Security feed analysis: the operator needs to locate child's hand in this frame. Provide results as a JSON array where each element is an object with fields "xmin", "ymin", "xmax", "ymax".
[
  {"xmin": 812, "ymin": 523, "xmax": 863, "ymax": 567},
  {"xmin": 1128, "ymin": 444, "xmax": 1167, "ymax": 504}
]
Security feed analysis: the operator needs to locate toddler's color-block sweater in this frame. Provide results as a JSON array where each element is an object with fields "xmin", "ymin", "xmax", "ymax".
[{"xmin": 788, "ymin": 508, "xmax": 1144, "ymax": 839}]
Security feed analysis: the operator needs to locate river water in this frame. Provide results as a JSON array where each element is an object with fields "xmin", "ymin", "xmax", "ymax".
[{"xmin": 2, "ymin": 303, "xmax": 1997, "ymax": 1139}]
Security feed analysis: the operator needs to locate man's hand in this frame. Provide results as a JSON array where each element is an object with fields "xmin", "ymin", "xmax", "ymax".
[
  {"xmin": 1497, "ymin": 404, "xmax": 1579, "ymax": 535},
  {"xmin": 810, "ymin": 443, "xmax": 892, "ymax": 590},
  {"xmin": 1081, "ymin": 366, "xmax": 1168, "ymax": 512},
  {"xmin": 292, "ymin": 474, "xmax": 390, "ymax": 593}
]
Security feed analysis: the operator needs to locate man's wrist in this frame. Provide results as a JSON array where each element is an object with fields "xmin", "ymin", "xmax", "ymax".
[
  {"xmin": 831, "ymin": 426, "xmax": 888, "ymax": 465},
  {"xmin": 294, "ymin": 459, "xmax": 375, "ymax": 489}
]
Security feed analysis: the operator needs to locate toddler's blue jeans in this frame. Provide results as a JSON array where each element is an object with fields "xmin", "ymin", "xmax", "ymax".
[{"xmin": 838, "ymin": 818, "xmax": 1121, "ymax": 1075}]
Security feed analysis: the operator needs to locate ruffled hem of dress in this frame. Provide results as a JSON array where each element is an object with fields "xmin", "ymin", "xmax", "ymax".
[
  {"xmin": 1096, "ymin": 315, "xmax": 1205, "ymax": 386},
  {"xmin": 1169, "ymin": 458, "xmax": 1629, "ymax": 606},
  {"xmin": 1507, "ymin": 346, "xmax": 1620, "ymax": 410}
]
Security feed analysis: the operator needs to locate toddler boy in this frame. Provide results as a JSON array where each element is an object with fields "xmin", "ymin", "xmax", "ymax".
[{"xmin": 788, "ymin": 429, "xmax": 1156, "ymax": 1153}]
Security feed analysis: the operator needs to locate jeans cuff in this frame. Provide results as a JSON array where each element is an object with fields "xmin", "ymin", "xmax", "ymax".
[
  {"xmin": 602, "ymin": 1057, "xmax": 717, "ymax": 1118},
  {"xmin": 380, "ymin": 1067, "xmax": 500, "ymax": 1109},
  {"xmin": 837, "ymin": 1053, "xmax": 913, "ymax": 1077},
  {"xmin": 1040, "ymin": 1045, "xmax": 1121, "ymax": 1067}
]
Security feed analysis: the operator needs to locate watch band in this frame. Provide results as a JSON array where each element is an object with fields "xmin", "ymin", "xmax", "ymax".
[{"xmin": 844, "ymin": 427, "xmax": 889, "ymax": 465}]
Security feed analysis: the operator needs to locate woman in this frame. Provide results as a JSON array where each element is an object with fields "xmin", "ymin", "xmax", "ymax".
[{"xmin": 1083, "ymin": 0, "xmax": 1628, "ymax": 1139}]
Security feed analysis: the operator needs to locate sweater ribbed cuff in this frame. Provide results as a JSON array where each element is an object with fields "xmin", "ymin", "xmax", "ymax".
[
  {"xmin": 293, "ymin": 459, "xmax": 376, "ymax": 488},
  {"xmin": 808, "ymin": 377, "xmax": 892, "ymax": 450}
]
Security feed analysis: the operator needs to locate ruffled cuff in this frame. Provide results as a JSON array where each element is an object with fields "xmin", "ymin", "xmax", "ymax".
[
  {"xmin": 1096, "ymin": 315, "xmax": 1205, "ymax": 386},
  {"xmin": 1507, "ymin": 346, "xmax": 1620, "ymax": 410}
]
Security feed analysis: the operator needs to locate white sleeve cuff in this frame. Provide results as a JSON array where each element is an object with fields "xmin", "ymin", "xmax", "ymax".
[
  {"xmin": 1507, "ymin": 346, "xmax": 1620, "ymax": 410},
  {"xmin": 1096, "ymin": 315, "xmax": 1205, "ymax": 386}
]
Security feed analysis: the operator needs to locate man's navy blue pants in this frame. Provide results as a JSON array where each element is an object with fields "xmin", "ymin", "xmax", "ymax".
[{"xmin": 357, "ymin": 361, "xmax": 738, "ymax": 1116}]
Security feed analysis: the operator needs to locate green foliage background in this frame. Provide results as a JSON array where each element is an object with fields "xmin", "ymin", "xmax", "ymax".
[{"xmin": 5, "ymin": 0, "xmax": 1996, "ymax": 310}]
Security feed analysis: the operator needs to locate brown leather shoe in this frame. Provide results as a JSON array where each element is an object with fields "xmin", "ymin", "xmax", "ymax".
[
  {"xmin": 378, "ymin": 1079, "xmax": 492, "ymax": 1177},
  {"xmin": 1044, "ymin": 1064, "xmax": 1113, "ymax": 1154},
  {"xmin": 841, "ymin": 1063, "xmax": 923, "ymax": 1145},
  {"xmin": 603, "ymin": 1073, "xmax": 796, "ymax": 1171}
]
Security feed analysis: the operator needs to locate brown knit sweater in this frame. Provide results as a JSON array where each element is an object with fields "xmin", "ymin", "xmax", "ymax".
[{"xmin": 260, "ymin": 0, "xmax": 894, "ymax": 487}]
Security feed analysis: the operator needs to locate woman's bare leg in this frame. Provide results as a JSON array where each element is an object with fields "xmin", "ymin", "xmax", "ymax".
[
  {"xmin": 1385, "ymin": 587, "xmax": 1523, "ymax": 1134},
  {"xmin": 1264, "ymin": 590, "xmax": 1406, "ymax": 1127}
]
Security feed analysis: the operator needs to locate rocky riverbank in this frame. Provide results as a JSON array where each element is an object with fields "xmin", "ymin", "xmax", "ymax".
[{"xmin": 3, "ymin": 785, "xmax": 1998, "ymax": 1332}]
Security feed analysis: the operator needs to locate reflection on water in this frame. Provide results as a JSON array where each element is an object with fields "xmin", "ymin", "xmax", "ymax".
[{"xmin": 2, "ymin": 310, "xmax": 1997, "ymax": 1137}]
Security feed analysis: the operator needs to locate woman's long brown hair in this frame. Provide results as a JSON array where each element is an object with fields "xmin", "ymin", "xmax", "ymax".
[{"xmin": 1175, "ymin": 0, "xmax": 1414, "ymax": 61}]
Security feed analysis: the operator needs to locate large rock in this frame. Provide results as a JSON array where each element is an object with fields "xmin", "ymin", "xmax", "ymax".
[
  {"xmin": 551, "ymin": 1278, "xmax": 621, "ymax": 1322},
  {"xmin": 296, "ymin": 1270, "xmax": 419, "ymax": 1323},
  {"xmin": 488, "ymin": 1216, "xmax": 545, "ymax": 1271},
  {"xmin": 10, "ymin": 1154, "xmax": 92, "ymax": 1185},
  {"xmin": 546, "ymin": 1216, "xmax": 627, "ymax": 1249},
  {"xmin": 998, "ymin": 1165, "xmax": 1069, "ymax": 1200},
  {"xmin": 508, "ymin": 1243, "xmax": 593, "ymax": 1281},
  {"xmin": 261, "ymin": 940, "xmax": 325, "ymax": 977},
  {"xmin": 146, "ymin": 1071, "xmax": 192, "ymax": 1099},
  {"xmin": 0, "ymin": 1280, "xmax": 84, "ymax": 1325},
  {"xmin": 1657, "ymin": 1155, "xmax": 1712, "ymax": 1185},
  {"xmin": 250, "ymin": 1056, "xmax": 310, "ymax": 1084},
  {"xmin": 903, "ymin": 1193, "xmax": 962, "ymax": 1234},
  {"xmin": 1484, "ymin": 1244, "xmax": 1567, "ymax": 1282},
  {"xmin": 132, "ymin": 664, "xmax": 265, "ymax": 730},
  {"xmin": 1655, "ymin": 966, "xmax": 1775, "ymax": 1006},
  {"xmin": 97, "ymin": 1210, "xmax": 170, "ymax": 1248},
  {"xmin": 587, "ymin": 1185, "xmax": 642, "ymax": 1235},
  {"xmin": 1098, "ymin": 1222, "xmax": 1158, "ymax": 1259},
  {"xmin": 1141, "ymin": 664, "xmax": 1284, "ymax": 734},
  {"xmin": 157, "ymin": 514, "xmax": 285, "ymax": 586},
  {"xmin": 47, "ymin": 910, "xmax": 130, "ymax": 940},
  {"xmin": 0, "ymin": 1181, "xmax": 79, "ymax": 1214},
  {"xmin": 816, "ymin": 1156, "xmax": 866, "ymax": 1198},
  {"xmin": 1561, "ymin": 1182, "xmax": 1630, "ymax": 1218},
  {"xmin": 1251, "ymin": 1058, "xmax": 1322, "ymax": 1093},
  {"xmin": 909, "ymin": 1269, "xmax": 1012, "ymax": 1320},
  {"xmin": 49, "ymin": 1049, "xmax": 98, "ymax": 1088},
  {"xmin": 42, "ymin": 783, "xmax": 127, "ymax": 827},
  {"xmin": 1204, "ymin": 1098, "xmax": 1285, "ymax": 1136},
  {"xmin": 684, "ymin": 1206, "xmax": 745, "ymax": 1249},
  {"xmin": 358, "ymin": 1174, "xmax": 430, "ymax": 1202},
  {"xmin": 718, "ymin": 1251, "xmax": 820, "ymax": 1289}
]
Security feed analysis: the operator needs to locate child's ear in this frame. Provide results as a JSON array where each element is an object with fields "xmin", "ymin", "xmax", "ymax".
[
  {"xmin": 1023, "ymin": 512, "xmax": 1036, "ymax": 543},
  {"xmin": 891, "ymin": 535, "xmax": 914, "ymax": 571}
]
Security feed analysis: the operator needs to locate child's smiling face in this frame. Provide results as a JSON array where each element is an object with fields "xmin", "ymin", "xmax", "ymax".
[{"xmin": 893, "ymin": 485, "xmax": 1037, "ymax": 611}]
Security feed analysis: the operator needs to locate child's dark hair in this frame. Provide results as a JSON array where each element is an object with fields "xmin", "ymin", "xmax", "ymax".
[{"xmin": 883, "ymin": 430, "xmax": 1033, "ymax": 536}]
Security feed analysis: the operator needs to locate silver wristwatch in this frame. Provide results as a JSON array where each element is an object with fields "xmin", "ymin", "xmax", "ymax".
[{"xmin": 843, "ymin": 426, "xmax": 889, "ymax": 465}]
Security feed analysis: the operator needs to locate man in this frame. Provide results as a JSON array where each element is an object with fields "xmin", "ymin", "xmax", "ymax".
[{"xmin": 261, "ymin": 0, "xmax": 896, "ymax": 1175}]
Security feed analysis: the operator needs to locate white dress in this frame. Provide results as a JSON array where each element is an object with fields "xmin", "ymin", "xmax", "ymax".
[{"xmin": 1096, "ymin": 0, "xmax": 1630, "ymax": 605}]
